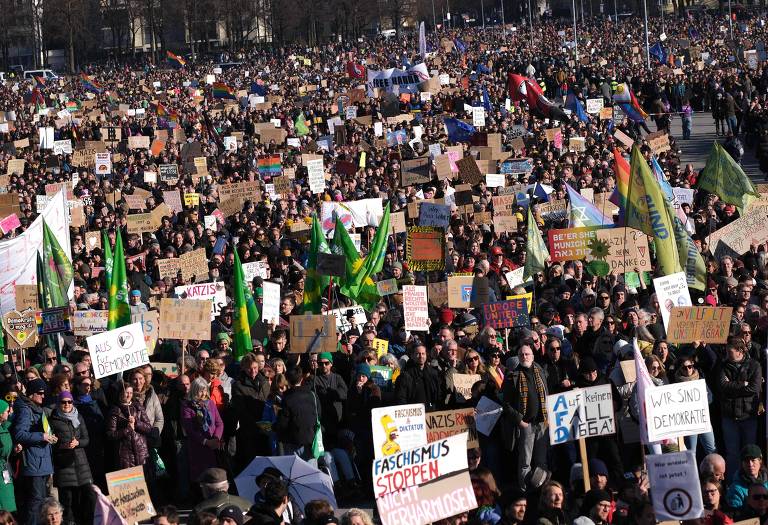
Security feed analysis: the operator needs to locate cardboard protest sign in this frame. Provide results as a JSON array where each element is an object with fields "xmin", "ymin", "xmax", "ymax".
[
  {"xmin": 376, "ymin": 471, "xmax": 477, "ymax": 525},
  {"xmin": 87, "ymin": 323, "xmax": 150, "ymax": 379},
  {"xmin": 707, "ymin": 203, "xmax": 768, "ymax": 256},
  {"xmin": 105, "ymin": 466, "xmax": 156, "ymax": 523},
  {"xmin": 289, "ymin": 314, "xmax": 336, "ymax": 353},
  {"xmin": 317, "ymin": 253, "xmax": 346, "ymax": 277},
  {"xmin": 644, "ymin": 380, "xmax": 711, "ymax": 442},
  {"xmin": 2, "ymin": 310, "xmax": 37, "ymax": 348},
  {"xmin": 547, "ymin": 227, "xmax": 603, "ymax": 262},
  {"xmin": 131, "ymin": 310, "xmax": 159, "ymax": 355},
  {"xmin": 647, "ymin": 131, "xmax": 671, "ymax": 154},
  {"xmin": 376, "ymin": 279, "xmax": 398, "ymax": 296},
  {"xmin": 538, "ymin": 199, "xmax": 568, "ymax": 220},
  {"xmin": 653, "ymin": 272, "xmax": 692, "ymax": 329},
  {"xmin": 218, "ymin": 181, "xmax": 261, "ymax": 203},
  {"xmin": 419, "ymin": 203, "xmax": 450, "ymax": 228},
  {"xmin": 401, "ymin": 158, "xmax": 431, "ymax": 186},
  {"xmin": 426, "ymin": 408, "xmax": 480, "ymax": 448},
  {"xmin": 174, "ymin": 282, "xmax": 227, "ymax": 321},
  {"xmin": 372, "ymin": 432, "xmax": 470, "ymax": 500},
  {"xmin": 406, "ymin": 227, "xmax": 445, "ymax": 271},
  {"xmin": 403, "ymin": 285, "xmax": 429, "ymax": 331},
  {"xmin": 595, "ymin": 228, "xmax": 651, "ymax": 274},
  {"xmin": 456, "ymin": 156, "xmax": 484, "ymax": 185},
  {"xmin": 546, "ymin": 384, "xmax": 616, "ymax": 445},
  {"xmin": 178, "ymin": 248, "xmax": 209, "ymax": 281},
  {"xmin": 447, "ymin": 275, "xmax": 474, "ymax": 308},
  {"xmin": 482, "ymin": 298, "xmax": 530, "ymax": 329},
  {"xmin": 428, "ymin": 281, "xmax": 448, "ymax": 307},
  {"xmin": 72, "ymin": 310, "xmax": 109, "ymax": 336},
  {"xmin": 666, "ymin": 306, "xmax": 731, "ymax": 344},
  {"xmin": 156, "ymin": 258, "xmax": 182, "ymax": 280},
  {"xmin": 646, "ymin": 451, "xmax": 703, "ymax": 521},
  {"xmin": 586, "ymin": 98, "xmax": 604, "ymax": 114},
  {"xmin": 158, "ymin": 298, "xmax": 211, "ymax": 341},
  {"xmin": 371, "ymin": 403, "xmax": 427, "ymax": 459},
  {"xmin": 453, "ymin": 374, "xmax": 480, "ymax": 401},
  {"xmin": 14, "ymin": 284, "xmax": 38, "ymax": 312},
  {"xmin": 126, "ymin": 213, "xmax": 154, "ymax": 234}
]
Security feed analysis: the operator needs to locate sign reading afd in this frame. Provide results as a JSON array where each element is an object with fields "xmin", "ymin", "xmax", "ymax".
[{"xmin": 546, "ymin": 384, "xmax": 615, "ymax": 445}]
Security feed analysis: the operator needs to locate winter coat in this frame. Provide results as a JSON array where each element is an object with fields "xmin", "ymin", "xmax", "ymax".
[
  {"xmin": 136, "ymin": 386, "xmax": 164, "ymax": 436},
  {"xmin": 247, "ymin": 504, "xmax": 284, "ymax": 525},
  {"xmin": 230, "ymin": 372, "xmax": 269, "ymax": 439},
  {"xmin": 0, "ymin": 421, "xmax": 16, "ymax": 512},
  {"xmin": 273, "ymin": 385, "xmax": 319, "ymax": 448},
  {"xmin": 394, "ymin": 362, "xmax": 442, "ymax": 411},
  {"xmin": 307, "ymin": 372, "xmax": 348, "ymax": 446},
  {"xmin": 716, "ymin": 356, "xmax": 762, "ymax": 420},
  {"xmin": 48, "ymin": 409, "xmax": 93, "ymax": 488},
  {"xmin": 181, "ymin": 399, "xmax": 224, "ymax": 483},
  {"xmin": 106, "ymin": 402, "xmax": 152, "ymax": 469},
  {"xmin": 11, "ymin": 397, "xmax": 53, "ymax": 477},
  {"xmin": 75, "ymin": 395, "xmax": 106, "ymax": 487},
  {"xmin": 726, "ymin": 468, "xmax": 768, "ymax": 509}
]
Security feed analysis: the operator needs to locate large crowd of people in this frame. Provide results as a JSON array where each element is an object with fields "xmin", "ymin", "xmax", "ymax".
[{"xmin": 2, "ymin": 8, "xmax": 768, "ymax": 525}]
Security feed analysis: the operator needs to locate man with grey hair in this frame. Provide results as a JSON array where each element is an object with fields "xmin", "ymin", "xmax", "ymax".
[
  {"xmin": 700, "ymin": 453, "xmax": 726, "ymax": 482},
  {"xmin": 193, "ymin": 468, "xmax": 251, "ymax": 515}
]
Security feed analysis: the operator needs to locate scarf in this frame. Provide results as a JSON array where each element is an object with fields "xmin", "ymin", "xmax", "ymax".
[
  {"xmin": 519, "ymin": 365, "xmax": 548, "ymax": 422},
  {"xmin": 75, "ymin": 394, "xmax": 93, "ymax": 404},
  {"xmin": 57, "ymin": 406, "xmax": 81, "ymax": 429},
  {"xmin": 675, "ymin": 368, "xmax": 700, "ymax": 382},
  {"xmin": 192, "ymin": 400, "xmax": 213, "ymax": 435}
]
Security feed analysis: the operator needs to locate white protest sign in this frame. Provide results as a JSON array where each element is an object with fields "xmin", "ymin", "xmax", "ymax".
[
  {"xmin": 327, "ymin": 305, "xmax": 367, "ymax": 333},
  {"xmin": 242, "ymin": 261, "xmax": 268, "ymax": 282},
  {"xmin": 95, "ymin": 152, "xmax": 112, "ymax": 175},
  {"xmin": 307, "ymin": 158, "xmax": 325, "ymax": 194},
  {"xmin": 87, "ymin": 323, "xmax": 149, "ymax": 379},
  {"xmin": 586, "ymin": 98, "xmax": 604, "ymax": 114},
  {"xmin": 472, "ymin": 107, "xmax": 485, "ymax": 128},
  {"xmin": 174, "ymin": 282, "xmax": 227, "ymax": 320},
  {"xmin": 647, "ymin": 451, "xmax": 703, "ymax": 521},
  {"xmin": 653, "ymin": 272, "xmax": 692, "ymax": 329},
  {"xmin": 505, "ymin": 268, "xmax": 526, "ymax": 288},
  {"xmin": 371, "ymin": 432, "xmax": 468, "ymax": 498},
  {"xmin": 486, "ymin": 174, "xmax": 505, "ymax": 187},
  {"xmin": 261, "ymin": 281, "xmax": 281, "ymax": 324},
  {"xmin": 53, "ymin": 140, "xmax": 73, "ymax": 155},
  {"xmin": 644, "ymin": 379, "xmax": 711, "ymax": 442},
  {"xmin": 403, "ymin": 285, "xmax": 429, "ymax": 331},
  {"xmin": 371, "ymin": 403, "xmax": 427, "ymax": 459},
  {"xmin": 475, "ymin": 396, "xmax": 503, "ymax": 436},
  {"xmin": 546, "ymin": 384, "xmax": 616, "ymax": 445}
]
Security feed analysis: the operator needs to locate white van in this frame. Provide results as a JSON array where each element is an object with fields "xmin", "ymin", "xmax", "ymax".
[{"xmin": 23, "ymin": 69, "xmax": 59, "ymax": 81}]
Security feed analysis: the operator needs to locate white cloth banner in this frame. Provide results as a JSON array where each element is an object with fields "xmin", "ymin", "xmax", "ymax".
[
  {"xmin": 367, "ymin": 63, "xmax": 430, "ymax": 96},
  {"xmin": 320, "ymin": 199, "xmax": 384, "ymax": 234},
  {"xmin": 0, "ymin": 190, "xmax": 71, "ymax": 314}
]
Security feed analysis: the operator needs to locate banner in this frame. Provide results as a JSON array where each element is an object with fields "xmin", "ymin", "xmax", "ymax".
[
  {"xmin": 371, "ymin": 403, "xmax": 427, "ymax": 459},
  {"xmin": 646, "ymin": 451, "xmax": 703, "ymax": 521},
  {"xmin": 174, "ymin": 281, "xmax": 227, "ymax": 320},
  {"xmin": 482, "ymin": 298, "xmax": 530, "ymax": 329},
  {"xmin": 403, "ymin": 285, "xmax": 429, "ymax": 331},
  {"xmin": 653, "ymin": 272, "xmax": 692, "ymax": 329},
  {"xmin": 87, "ymin": 323, "xmax": 150, "ymax": 379},
  {"xmin": 666, "ymin": 306, "xmax": 731, "ymax": 344},
  {"xmin": 371, "ymin": 432, "xmax": 468, "ymax": 498},
  {"xmin": 547, "ymin": 227, "xmax": 604, "ymax": 262},
  {"xmin": 367, "ymin": 63, "xmax": 430, "ymax": 96},
  {"xmin": 546, "ymin": 384, "xmax": 616, "ymax": 445},
  {"xmin": 0, "ymin": 190, "xmax": 71, "ymax": 314},
  {"xmin": 425, "ymin": 408, "xmax": 479, "ymax": 448},
  {"xmin": 644, "ymin": 379, "xmax": 711, "ymax": 442}
]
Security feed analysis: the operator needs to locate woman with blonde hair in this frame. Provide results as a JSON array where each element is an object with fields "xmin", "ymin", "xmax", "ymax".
[
  {"xmin": 341, "ymin": 508, "xmax": 374, "ymax": 525},
  {"xmin": 181, "ymin": 377, "xmax": 224, "ymax": 483},
  {"xmin": 536, "ymin": 480, "xmax": 569, "ymax": 525}
]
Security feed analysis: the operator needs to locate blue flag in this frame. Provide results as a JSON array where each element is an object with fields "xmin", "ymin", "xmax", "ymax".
[
  {"xmin": 454, "ymin": 38, "xmax": 467, "ymax": 53},
  {"xmin": 650, "ymin": 42, "xmax": 667, "ymax": 64},
  {"xmin": 444, "ymin": 118, "xmax": 476, "ymax": 143},
  {"xmin": 250, "ymin": 82, "xmax": 266, "ymax": 96},
  {"xmin": 477, "ymin": 62, "xmax": 491, "ymax": 75},
  {"xmin": 566, "ymin": 183, "xmax": 614, "ymax": 227},
  {"xmin": 482, "ymin": 87, "xmax": 492, "ymax": 112},
  {"xmin": 533, "ymin": 183, "xmax": 549, "ymax": 202},
  {"xmin": 565, "ymin": 92, "xmax": 589, "ymax": 123},
  {"xmin": 651, "ymin": 156, "xmax": 675, "ymax": 202}
]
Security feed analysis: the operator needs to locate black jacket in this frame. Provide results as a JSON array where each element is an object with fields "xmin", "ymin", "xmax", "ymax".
[
  {"xmin": 230, "ymin": 372, "xmax": 270, "ymax": 437},
  {"xmin": 48, "ymin": 410, "xmax": 93, "ymax": 488},
  {"xmin": 393, "ymin": 362, "xmax": 441, "ymax": 411},
  {"xmin": 716, "ymin": 355, "xmax": 763, "ymax": 420},
  {"xmin": 273, "ymin": 385, "xmax": 319, "ymax": 447},
  {"xmin": 247, "ymin": 505, "xmax": 283, "ymax": 525}
]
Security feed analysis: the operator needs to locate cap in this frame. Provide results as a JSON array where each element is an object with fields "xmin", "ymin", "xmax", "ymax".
[
  {"xmin": 318, "ymin": 352, "xmax": 334, "ymax": 363},
  {"xmin": 742, "ymin": 444, "xmax": 763, "ymax": 460},
  {"xmin": 589, "ymin": 458, "xmax": 609, "ymax": 477},
  {"xmin": 579, "ymin": 357, "xmax": 598, "ymax": 374},
  {"xmin": 131, "ymin": 290, "xmax": 141, "ymax": 297},
  {"xmin": 0, "ymin": 399, "xmax": 9, "ymax": 415},
  {"xmin": 198, "ymin": 467, "xmax": 228, "ymax": 484},
  {"xmin": 218, "ymin": 505, "xmax": 244, "ymax": 525},
  {"xmin": 356, "ymin": 363, "xmax": 372, "ymax": 379},
  {"xmin": 216, "ymin": 332, "xmax": 231, "ymax": 343},
  {"xmin": 491, "ymin": 246, "xmax": 503, "ymax": 256},
  {"xmin": 391, "ymin": 261, "xmax": 403, "ymax": 271}
]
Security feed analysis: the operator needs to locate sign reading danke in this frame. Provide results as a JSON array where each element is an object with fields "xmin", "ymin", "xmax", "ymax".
[
  {"xmin": 644, "ymin": 380, "xmax": 711, "ymax": 442},
  {"xmin": 87, "ymin": 322, "xmax": 149, "ymax": 379},
  {"xmin": 546, "ymin": 384, "xmax": 616, "ymax": 445}
]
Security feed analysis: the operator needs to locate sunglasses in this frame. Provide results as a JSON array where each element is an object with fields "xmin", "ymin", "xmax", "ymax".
[
  {"xmin": 683, "ymin": 364, "xmax": 695, "ymax": 370},
  {"xmin": 76, "ymin": 370, "xmax": 89, "ymax": 376},
  {"xmin": 319, "ymin": 361, "xmax": 332, "ymax": 366},
  {"xmin": 60, "ymin": 400, "xmax": 73, "ymax": 405},
  {"xmin": 490, "ymin": 353, "xmax": 501, "ymax": 358},
  {"xmin": 466, "ymin": 356, "xmax": 479, "ymax": 362},
  {"xmin": 549, "ymin": 346, "xmax": 561, "ymax": 350},
  {"xmin": 34, "ymin": 391, "xmax": 45, "ymax": 396}
]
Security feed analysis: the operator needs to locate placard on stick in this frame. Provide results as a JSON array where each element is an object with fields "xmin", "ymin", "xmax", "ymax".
[
  {"xmin": 289, "ymin": 315, "xmax": 336, "ymax": 354},
  {"xmin": 105, "ymin": 466, "xmax": 156, "ymax": 523},
  {"xmin": 159, "ymin": 298, "xmax": 211, "ymax": 341},
  {"xmin": 666, "ymin": 306, "xmax": 731, "ymax": 344},
  {"xmin": 317, "ymin": 253, "xmax": 346, "ymax": 277}
]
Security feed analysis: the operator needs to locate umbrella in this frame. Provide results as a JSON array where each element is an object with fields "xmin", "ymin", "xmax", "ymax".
[{"xmin": 235, "ymin": 455, "xmax": 337, "ymax": 510}]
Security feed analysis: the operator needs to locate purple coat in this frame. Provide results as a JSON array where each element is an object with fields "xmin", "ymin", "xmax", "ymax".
[{"xmin": 181, "ymin": 399, "xmax": 224, "ymax": 482}]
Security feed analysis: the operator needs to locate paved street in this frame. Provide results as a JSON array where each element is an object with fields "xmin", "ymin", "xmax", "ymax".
[{"xmin": 668, "ymin": 111, "xmax": 763, "ymax": 181}]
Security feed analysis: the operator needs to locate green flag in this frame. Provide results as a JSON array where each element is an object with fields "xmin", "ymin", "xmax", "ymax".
[
  {"xmin": 523, "ymin": 207, "xmax": 550, "ymax": 281},
  {"xmin": 107, "ymin": 231, "xmax": 131, "ymax": 330},
  {"xmin": 232, "ymin": 249, "xmax": 254, "ymax": 360},
  {"xmin": 295, "ymin": 112, "xmax": 310, "ymax": 137},
  {"xmin": 41, "ymin": 221, "xmax": 72, "ymax": 308},
  {"xmin": 698, "ymin": 141, "xmax": 759, "ymax": 214},
  {"xmin": 669, "ymin": 202, "xmax": 707, "ymax": 292},
  {"xmin": 102, "ymin": 230, "xmax": 113, "ymax": 289},
  {"xmin": 342, "ymin": 204, "xmax": 391, "ymax": 297},
  {"xmin": 332, "ymin": 219, "xmax": 381, "ymax": 310},
  {"xmin": 625, "ymin": 146, "xmax": 682, "ymax": 277},
  {"xmin": 36, "ymin": 253, "xmax": 53, "ymax": 310},
  {"xmin": 302, "ymin": 215, "xmax": 331, "ymax": 314}
]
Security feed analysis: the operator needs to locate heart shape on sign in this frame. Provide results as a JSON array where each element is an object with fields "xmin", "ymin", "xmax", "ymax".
[{"xmin": 2, "ymin": 310, "xmax": 35, "ymax": 346}]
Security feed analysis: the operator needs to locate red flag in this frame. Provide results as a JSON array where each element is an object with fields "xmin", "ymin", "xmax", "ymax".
[
  {"xmin": 346, "ymin": 61, "xmax": 366, "ymax": 79},
  {"xmin": 507, "ymin": 73, "xmax": 568, "ymax": 121}
]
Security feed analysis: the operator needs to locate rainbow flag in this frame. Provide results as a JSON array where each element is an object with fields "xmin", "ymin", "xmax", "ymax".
[
  {"xmin": 612, "ymin": 147, "xmax": 631, "ymax": 211},
  {"xmin": 155, "ymin": 102, "xmax": 179, "ymax": 122},
  {"xmin": 613, "ymin": 82, "xmax": 648, "ymax": 123},
  {"xmin": 212, "ymin": 82, "xmax": 235, "ymax": 99},
  {"xmin": 80, "ymin": 73, "xmax": 103, "ymax": 93},
  {"xmin": 166, "ymin": 50, "xmax": 186, "ymax": 68},
  {"xmin": 65, "ymin": 100, "xmax": 80, "ymax": 112},
  {"xmin": 258, "ymin": 155, "xmax": 281, "ymax": 176}
]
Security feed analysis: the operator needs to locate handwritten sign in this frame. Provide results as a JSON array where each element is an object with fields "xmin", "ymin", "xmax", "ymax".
[
  {"xmin": 482, "ymin": 299, "xmax": 530, "ymax": 329},
  {"xmin": 403, "ymin": 285, "xmax": 429, "ymax": 331},
  {"xmin": 72, "ymin": 310, "xmax": 109, "ymax": 336},
  {"xmin": 105, "ymin": 466, "xmax": 156, "ymax": 523},
  {"xmin": 87, "ymin": 323, "xmax": 149, "ymax": 379},
  {"xmin": 595, "ymin": 227, "xmax": 652, "ymax": 274},
  {"xmin": 158, "ymin": 298, "xmax": 211, "ymax": 341},
  {"xmin": 644, "ymin": 380, "xmax": 711, "ymax": 442},
  {"xmin": 425, "ymin": 408, "xmax": 479, "ymax": 448},
  {"xmin": 453, "ymin": 374, "xmax": 481, "ymax": 401},
  {"xmin": 666, "ymin": 306, "xmax": 732, "ymax": 344},
  {"xmin": 546, "ymin": 384, "xmax": 616, "ymax": 445}
]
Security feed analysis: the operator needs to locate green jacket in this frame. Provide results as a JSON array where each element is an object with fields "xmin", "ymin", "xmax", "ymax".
[{"xmin": 0, "ymin": 421, "xmax": 16, "ymax": 512}]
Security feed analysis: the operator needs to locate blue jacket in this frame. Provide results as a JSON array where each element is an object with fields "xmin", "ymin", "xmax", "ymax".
[
  {"xmin": 11, "ymin": 397, "xmax": 53, "ymax": 477},
  {"xmin": 726, "ymin": 469, "xmax": 768, "ymax": 510}
]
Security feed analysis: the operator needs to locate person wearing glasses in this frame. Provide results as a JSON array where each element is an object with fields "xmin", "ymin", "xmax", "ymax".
[
  {"xmin": 542, "ymin": 338, "xmax": 576, "ymax": 395},
  {"xmin": 11, "ymin": 378, "xmax": 57, "ymax": 525},
  {"xmin": 72, "ymin": 374, "xmax": 107, "ymax": 492},
  {"xmin": 673, "ymin": 357, "xmax": 716, "ymax": 456},
  {"xmin": 726, "ymin": 445, "xmax": 768, "ymax": 511},
  {"xmin": 49, "ymin": 391, "xmax": 93, "ymax": 524},
  {"xmin": 578, "ymin": 489, "xmax": 613, "ymax": 525}
]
